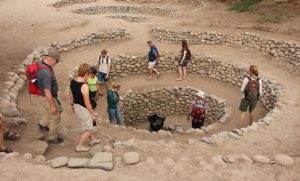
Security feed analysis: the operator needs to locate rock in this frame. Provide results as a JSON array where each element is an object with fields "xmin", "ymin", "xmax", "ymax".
[
  {"xmin": 228, "ymin": 132, "xmax": 240, "ymax": 140},
  {"xmin": 22, "ymin": 153, "xmax": 33, "ymax": 161},
  {"xmin": 35, "ymin": 155, "xmax": 47, "ymax": 163},
  {"xmin": 185, "ymin": 128, "xmax": 195, "ymax": 134},
  {"xmin": 2, "ymin": 152, "xmax": 20, "ymax": 160},
  {"xmin": 231, "ymin": 129, "xmax": 243, "ymax": 136},
  {"xmin": 0, "ymin": 152, "xmax": 7, "ymax": 159},
  {"xmin": 223, "ymin": 154, "xmax": 253, "ymax": 164},
  {"xmin": 163, "ymin": 157, "xmax": 175, "ymax": 167},
  {"xmin": 5, "ymin": 117, "xmax": 27, "ymax": 126},
  {"xmin": 51, "ymin": 157, "xmax": 69, "ymax": 168},
  {"xmin": 114, "ymin": 157, "xmax": 123, "ymax": 168},
  {"xmin": 252, "ymin": 155, "xmax": 271, "ymax": 164},
  {"xmin": 103, "ymin": 145, "xmax": 112, "ymax": 152},
  {"xmin": 122, "ymin": 138, "xmax": 136, "ymax": 147},
  {"xmin": 210, "ymin": 155, "xmax": 226, "ymax": 167},
  {"xmin": 274, "ymin": 154, "xmax": 294, "ymax": 166},
  {"xmin": 88, "ymin": 152, "xmax": 113, "ymax": 171},
  {"xmin": 0, "ymin": 99, "xmax": 11, "ymax": 109},
  {"xmin": 26, "ymin": 140, "xmax": 48, "ymax": 155},
  {"xmin": 123, "ymin": 152, "xmax": 140, "ymax": 165},
  {"xmin": 67, "ymin": 158, "xmax": 89, "ymax": 168},
  {"xmin": 157, "ymin": 130, "xmax": 168, "ymax": 136},
  {"xmin": 89, "ymin": 145, "xmax": 102, "ymax": 156},
  {"xmin": 187, "ymin": 138, "xmax": 197, "ymax": 144},
  {"xmin": 0, "ymin": 107, "xmax": 20, "ymax": 117},
  {"xmin": 4, "ymin": 81, "xmax": 14, "ymax": 88},
  {"xmin": 202, "ymin": 137, "xmax": 212, "ymax": 144}
]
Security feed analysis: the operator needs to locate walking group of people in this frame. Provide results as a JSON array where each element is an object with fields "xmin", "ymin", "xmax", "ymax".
[{"xmin": 0, "ymin": 40, "xmax": 262, "ymax": 153}]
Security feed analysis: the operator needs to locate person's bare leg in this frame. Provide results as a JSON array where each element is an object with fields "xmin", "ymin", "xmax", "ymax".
[
  {"xmin": 78, "ymin": 131, "xmax": 91, "ymax": 146},
  {"xmin": 249, "ymin": 111, "xmax": 255, "ymax": 125},
  {"xmin": 0, "ymin": 122, "xmax": 5, "ymax": 150},
  {"xmin": 240, "ymin": 112, "xmax": 246, "ymax": 128},
  {"xmin": 182, "ymin": 67, "xmax": 186, "ymax": 79},
  {"xmin": 176, "ymin": 66, "xmax": 183, "ymax": 80}
]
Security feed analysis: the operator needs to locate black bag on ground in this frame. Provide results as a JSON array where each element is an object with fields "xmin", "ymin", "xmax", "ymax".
[{"xmin": 148, "ymin": 114, "xmax": 165, "ymax": 132}]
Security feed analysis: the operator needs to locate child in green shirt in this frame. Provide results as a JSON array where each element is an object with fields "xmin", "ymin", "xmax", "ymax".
[{"xmin": 87, "ymin": 67, "xmax": 102, "ymax": 114}]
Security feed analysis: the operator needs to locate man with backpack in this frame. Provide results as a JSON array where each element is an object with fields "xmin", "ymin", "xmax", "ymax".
[
  {"xmin": 187, "ymin": 91, "xmax": 208, "ymax": 129},
  {"xmin": 239, "ymin": 65, "xmax": 262, "ymax": 127},
  {"xmin": 26, "ymin": 49, "xmax": 64, "ymax": 144},
  {"xmin": 146, "ymin": 40, "xmax": 160, "ymax": 81},
  {"xmin": 96, "ymin": 49, "xmax": 111, "ymax": 93}
]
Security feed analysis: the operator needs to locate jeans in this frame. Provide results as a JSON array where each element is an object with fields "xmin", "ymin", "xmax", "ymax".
[{"xmin": 108, "ymin": 107, "xmax": 122, "ymax": 125}]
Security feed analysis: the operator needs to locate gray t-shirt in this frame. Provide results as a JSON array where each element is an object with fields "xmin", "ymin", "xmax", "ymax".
[{"xmin": 37, "ymin": 61, "xmax": 58, "ymax": 97}]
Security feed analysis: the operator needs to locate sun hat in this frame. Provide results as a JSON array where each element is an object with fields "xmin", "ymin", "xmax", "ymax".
[
  {"xmin": 195, "ymin": 91, "xmax": 205, "ymax": 98},
  {"xmin": 46, "ymin": 49, "xmax": 60, "ymax": 62}
]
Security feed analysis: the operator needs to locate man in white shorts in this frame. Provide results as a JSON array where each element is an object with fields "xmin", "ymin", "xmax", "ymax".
[{"xmin": 146, "ymin": 40, "xmax": 160, "ymax": 81}]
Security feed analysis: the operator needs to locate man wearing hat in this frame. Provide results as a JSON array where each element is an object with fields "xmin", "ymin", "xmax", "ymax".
[
  {"xmin": 36, "ymin": 49, "xmax": 64, "ymax": 144},
  {"xmin": 187, "ymin": 91, "xmax": 208, "ymax": 129}
]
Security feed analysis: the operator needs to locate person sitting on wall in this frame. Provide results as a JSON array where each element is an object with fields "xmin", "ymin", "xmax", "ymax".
[{"xmin": 187, "ymin": 91, "xmax": 208, "ymax": 129}]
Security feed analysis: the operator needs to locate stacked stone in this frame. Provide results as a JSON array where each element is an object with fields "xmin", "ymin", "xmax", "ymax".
[
  {"xmin": 105, "ymin": 15, "xmax": 149, "ymax": 23},
  {"xmin": 72, "ymin": 5, "xmax": 178, "ymax": 16},
  {"xmin": 49, "ymin": 28, "xmax": 130, "ymax": 52},
  {"xmin": 110, "ymin": 53, "xmax": 280, "ymax": 111},
  {"xmin": 114, "ymin": 0, "xmax": 207, "ymax": 6},
  {"xmin": 152, "ymin": 27, "xmax": 300, "ymax": 68},
  {"xmin": 51, "ymin": 0, "xmax": 96, "ymax": 8},
  {"xmin": 120, "ymin": 86, "xmax": 226, "ymax": 125}
]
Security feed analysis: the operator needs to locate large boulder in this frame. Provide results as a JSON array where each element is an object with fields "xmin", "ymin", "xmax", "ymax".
[
  {"xmin": 26, "ymin": 140, "xmax": 48, "ymax": 155},
  {"xmin": 88, "ymin": 152, "xmax": 113, "ymax": 171},
  {"xmin": 51, "ymin": 157, "xmax": 69, "ymax": 168},
  {"xmin": 67, "ymin": 158, "xmax": 89, "ymax": 168}
]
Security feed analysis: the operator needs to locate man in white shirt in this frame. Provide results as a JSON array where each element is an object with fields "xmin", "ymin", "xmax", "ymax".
[{"xmin": 96, "ymin": 49, "xmax": 111, "ymax": 92}]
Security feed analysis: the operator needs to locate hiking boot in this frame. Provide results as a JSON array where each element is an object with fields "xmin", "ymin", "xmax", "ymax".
[
  {"xmin": 146, "ymin": 76, "xmax": 153, "ymax": 81},
  {"xmin": 48, "ymin": 137, "xmax": 64, "ymax": 144},
  {"xmin": 76, "ymin": 145, "xmax": 90, "ymax": 152},
  {"xmin": 89, "ymin": 139, "xmax": 101, "ymax": 146}
]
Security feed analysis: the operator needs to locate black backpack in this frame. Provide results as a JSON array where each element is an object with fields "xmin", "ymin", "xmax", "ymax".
[
  {"xmin": 98, "ymin": 56, "xmax": 110, "ymax": 64},
  {"xmin": 186, "ymin": 49, "xmax": 192, "ymax": 60},
  {"xmin": 244, "ymin": 77, "xmax": 260, "ymax": 101},
  {"xmin": 148, "ymin": 114, "xmax": 165, "ymax": 132}
]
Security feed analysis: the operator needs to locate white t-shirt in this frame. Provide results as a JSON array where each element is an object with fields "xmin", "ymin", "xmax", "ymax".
[
  {"xmin": 98, "ymin": 56, "xmax": 111, "ymax": 73},
  {"xmin": 240, "ymin": 76, "xmax": 263, "ymax": 98}
]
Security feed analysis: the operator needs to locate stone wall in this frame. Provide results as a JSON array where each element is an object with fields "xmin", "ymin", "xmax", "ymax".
[
  {"xmin": 121, "ymin": 87, "xmax": 227, "ymax": 125},
  {"xmin": 72, "ymin": 6, "xmax": 178, "ymax": 16},
  {"xmin": 152, "ymin": 27, "xmax": 300, "ymax": 68},
  {"xmin": 50, "ymin": 28, "xmax": 130, "ymax": 52},
  {"xmin": 114, "ymin": 0, "xmax": 207, "ymax": 6},
  {"xmin": 106, "ymin": 15, "xmax": 149, "ymax": 23},
  {"xmin": 51, "ymin": 0, "xmax": 96, "ymax": 8},
  {"xmin": 110, "ymin": 53, "xmax": 281, "ymax": 111}
]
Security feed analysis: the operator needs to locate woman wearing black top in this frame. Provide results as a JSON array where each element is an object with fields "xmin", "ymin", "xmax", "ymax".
[
  {"xmin": 176, "ymin": 40, "xmax": 190, "ymax": 81},
  {"xmin": 70, "ymin": 63, "xmax": 100, "ymax": 152}
]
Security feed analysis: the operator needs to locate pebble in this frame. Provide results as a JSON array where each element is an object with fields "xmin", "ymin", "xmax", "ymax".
[
  {"xmin": 51, "ymin": 157, "xmax": 69, "ymax": 168},
  {"xmin": 22, "ymin": 153, "xmax": 33, "ymax": 161},
  {"xmin": 274, "ymin": 154, "xmax": 294, "ymax": 166},
  {"xmin": 252, "ymin": 155, "xmax": 271, "ymax": 164},
  {"xmin": 35, "ymin": 155, "xmax": 47, "ymax": 163}
]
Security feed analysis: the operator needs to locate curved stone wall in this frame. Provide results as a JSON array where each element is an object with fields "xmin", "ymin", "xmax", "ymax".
[
  {"xmin": 152, "ymin": 27, "xmax": 300, "ymax": 68},
  {"xmin": 110, "ymin": 53, "xmax": 281, "ymax": 111},
  {"xmin": 121, "ymin": 87, "xmax": 227, "ymax": 125},
  {"xmin": 106, "ymin": 15, "xmax": 149, "ymax": 23},
  {"xmin": 114, "ymin": 0, "xmax": 207, "ymax": 6},
  {"xmin": 51, "ymin": 0, "xmax": 96, "ymax": 8},
  {"xmin": 72, "ymin": 6, "xmax": 178, "ymax": 16}
]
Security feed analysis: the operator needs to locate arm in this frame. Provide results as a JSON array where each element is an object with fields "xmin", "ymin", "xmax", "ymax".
[
  {"xmin": 259, "ymin": 79, "xmax": 263, "ymax": 96},
  {"xmin": 181, "ymin": 50, "xmax": 187, "ymax": 64},
  {"xmin": 187, "ymin": 104, "xmax": 193, "ymax": 122},
  {"xmin": 81, "ymin": 84, "xmax": 95, "ymax": 119},
  {"xmin": 106, "ymin": 57, "xmax": 111, "ymax": 77},
  {"xmin": 240, "ymin": 78, "xmax": 248, "ymax": 92},
  {"xmin": 69, "ymin": 87, "xmax": 75, "ymax": 112},
  {"xmin": 96, "ymin": 61, "xmax": 100, "ymax": 72},
  {"xmin": 44, "ymin": 89, "xmax": 57, "ymax": 114}
]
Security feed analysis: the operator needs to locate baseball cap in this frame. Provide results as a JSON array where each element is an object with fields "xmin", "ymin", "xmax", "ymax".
[
  {"xmin": 196, "ymin": 91, "xmax": 205, "ymax": 98},
  {"xmin": 47, "ymin": 49, "xmax": 60, "ymax": 62}
]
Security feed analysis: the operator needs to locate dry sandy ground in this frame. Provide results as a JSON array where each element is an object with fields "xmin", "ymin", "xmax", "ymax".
[{"xmin": 0, "ymin": 0, "xmax": 300, "ymax": 180}]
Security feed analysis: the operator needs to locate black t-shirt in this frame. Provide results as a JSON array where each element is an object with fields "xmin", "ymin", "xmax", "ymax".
[{"xmin": 70, "ymin": 79, "xmax": 86, "ymax": 108}]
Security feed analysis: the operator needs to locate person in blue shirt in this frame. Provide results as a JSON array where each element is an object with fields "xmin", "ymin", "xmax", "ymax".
[{"xmin": 146, "ymin": 40, "xmax": 160, "ymax": 81}]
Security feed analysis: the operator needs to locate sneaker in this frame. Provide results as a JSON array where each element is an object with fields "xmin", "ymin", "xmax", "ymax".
[
  {"xmin": 146, "ymin": 76, "xmax": 153, "ymax": 81},
  {"xmin": 76, "ymin": 145, "xmax": 90, "ymax": 152},
  {"xmin": 94, "ymin": 112, "xmax": 98, "ymax": 116},
  {"xmin": 38, "ymin": 124, "xmax": 49, "ymax": 132},
  {"xmin": 156, "ymin": 72, "xmax": 160, "ymax": 79},
  {"xmin": 89, "ymin": 139, "xmax": 101, "ymax": 146},
  {"xmin": 47, "ymin": 137, "xmax": 64, "ymax": 144}
]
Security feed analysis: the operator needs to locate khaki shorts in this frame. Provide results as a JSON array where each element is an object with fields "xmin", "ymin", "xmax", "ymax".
[
  {"xmin": 148, "ymin": 61, "xmax": 157, "ymax": 69},
  {"xmin": 74, "ymin": 104, "xmax": 95, "ymax": 132},
  {"xmin": 239, "ymin": 98, "xmax": 258, "ymax": 113}
]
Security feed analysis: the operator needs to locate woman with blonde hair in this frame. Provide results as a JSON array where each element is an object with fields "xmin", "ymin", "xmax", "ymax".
[
  {"xmin": 239, "ymin": 65, "xmax": 262, "ymax": 127},
  {"xmin": 107, "ymin": 83, "xmax": 122, "ymax": 125},
  {"xmin": 70, "ymin": 63, "xmax": 100, "ymax": 152}
]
